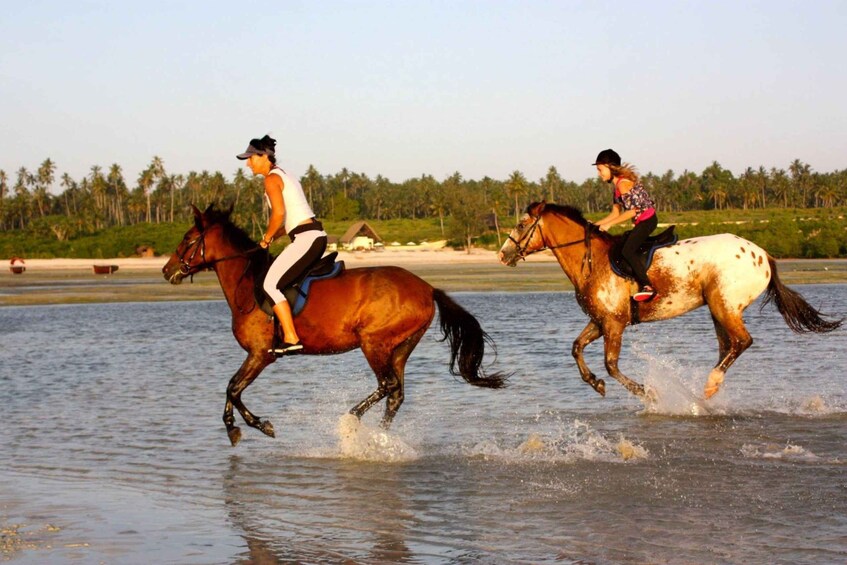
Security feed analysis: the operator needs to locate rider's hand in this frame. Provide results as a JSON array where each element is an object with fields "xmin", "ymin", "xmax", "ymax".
[
  {"xmin": 597, "ymin": 224, "xmax": 608, "ymax": 232},
  {"xmin": 259, "ymin": 238, "xmax": 269, "ymax": 249}
]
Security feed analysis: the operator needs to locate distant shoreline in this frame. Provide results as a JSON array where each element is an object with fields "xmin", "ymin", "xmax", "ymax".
[{"xmin": 2, "ymin": 253, "xmax": 845, "ymax": 307}]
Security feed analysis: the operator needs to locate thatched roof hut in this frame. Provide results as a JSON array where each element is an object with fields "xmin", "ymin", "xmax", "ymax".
[{"xmin": 339, "ymin": 221, "xmax": 382, "ymax": 244}]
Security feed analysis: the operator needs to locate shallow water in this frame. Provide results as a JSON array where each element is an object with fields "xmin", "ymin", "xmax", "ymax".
[{"xmin": 1, "ymin": 286, "xmax": 845, "ymax": 563}]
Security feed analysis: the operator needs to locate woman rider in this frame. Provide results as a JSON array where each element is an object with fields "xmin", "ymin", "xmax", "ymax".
[
  {"xmin": 237, "ymin": 135, "xmax": 327, "ymax": 355},
  {"xmin": 592, "ymin": 149, "xmax": 658, "ymax": 302}
]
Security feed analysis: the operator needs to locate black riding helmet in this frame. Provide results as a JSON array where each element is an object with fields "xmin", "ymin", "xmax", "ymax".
[{"xmin": 592, "ymin": 149, "xmax": 621, "ymax": 167}]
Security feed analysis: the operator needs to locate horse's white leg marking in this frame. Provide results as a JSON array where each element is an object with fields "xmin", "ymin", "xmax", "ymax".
[{"xmin": 704, "ymin": 369, "xmax": 725, "ymax": 399}]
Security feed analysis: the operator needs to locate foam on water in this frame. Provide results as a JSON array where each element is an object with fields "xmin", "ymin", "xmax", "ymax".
[
  {"xmin": 740, "ymin": 442, "xmax": 820, "ymax": 462},
  {"xmin": 465, "ymin": 419, "xmax": 649, "ymax": 463}
]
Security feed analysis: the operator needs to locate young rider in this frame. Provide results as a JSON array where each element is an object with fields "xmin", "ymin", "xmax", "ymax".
[
  {"xmin": 237, "ymin": 135, "xmax": 327, "ymax": 355},
  {"xmin": 592, "ymin": 149, "xmax": 658, "ymax": 302}
]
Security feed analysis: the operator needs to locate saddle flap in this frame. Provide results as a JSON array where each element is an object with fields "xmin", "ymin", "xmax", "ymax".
[
  {"xmin": 645, "ymin": 226, "xmax": 676, "ymax": 250},
  {"xmin": 306, "ymin": 251, "xmax": 339, "ymax": 278},
  {"xmin": 609, "ymin": 225, "xmax": 678, "ymax": 281}
]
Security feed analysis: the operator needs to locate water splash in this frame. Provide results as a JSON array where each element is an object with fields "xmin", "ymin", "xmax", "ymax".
[
  {"xmin": 633, "ymin": 344, "xmax": 723, "ymax": 416},
  {"xmin": 466, "ymin": 419, "xmax": 648, "ymax": 463},
  {"xmin": 335, "ymin": 414, "xmax": 418, "ymax": 462}
]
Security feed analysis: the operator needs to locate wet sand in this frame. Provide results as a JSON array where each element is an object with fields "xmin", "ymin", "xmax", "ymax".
[{"xmin": 1, "ymin": 251, "xmax": 845, "ymax": 306}]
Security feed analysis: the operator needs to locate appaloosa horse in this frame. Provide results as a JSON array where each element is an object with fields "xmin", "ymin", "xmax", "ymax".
[
  {"xmin": 499, "ymin": 202, "xmax": 841, "ymax": 400},
  {"xmin": 163, "ymin": 205, "xmax": 506, "ymax": 446}
]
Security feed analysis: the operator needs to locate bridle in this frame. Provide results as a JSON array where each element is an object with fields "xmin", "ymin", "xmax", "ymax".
[
  {"xmin": 507, "ymin": 213, "xmax": 595, "ymax": 275},
  {"xmin": 175, "ymin": 230, "xmax": 262, "ymax": 279}
]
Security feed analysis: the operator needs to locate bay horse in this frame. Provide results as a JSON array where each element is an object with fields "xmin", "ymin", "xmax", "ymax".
[
  {"xmin": 162, "ymin": 205, "xmax": 506, "ymax": 446},
  {"xmin": 499, "ymin": 201, "xmax": 841, "ymax": 400}
]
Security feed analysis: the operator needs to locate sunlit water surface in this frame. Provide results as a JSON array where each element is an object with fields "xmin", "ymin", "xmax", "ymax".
[{"xmin": 1, "ymin": 287, "xmax": 845, "ymax": 563}]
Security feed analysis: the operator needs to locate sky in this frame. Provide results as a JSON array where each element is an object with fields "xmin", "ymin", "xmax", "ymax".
[{"xmin": 2, "ymin": 0, "xmax": 846, "ymax": 192}]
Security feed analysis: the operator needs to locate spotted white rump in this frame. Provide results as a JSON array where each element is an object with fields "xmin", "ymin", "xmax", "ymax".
[{"xmin": 647, "ymin": 234, "xmax": 771, "ymax": 321}]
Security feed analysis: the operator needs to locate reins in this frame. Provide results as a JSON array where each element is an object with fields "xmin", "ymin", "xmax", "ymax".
[{"xmin": 176, "ymin": 231, "xmax": 266, "ymax": 314}]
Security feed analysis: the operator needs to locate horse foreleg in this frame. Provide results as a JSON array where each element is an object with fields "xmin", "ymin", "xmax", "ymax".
[
  {"xmin": 602, "ymin": 325, "xmax": 647, "ymax": 398},
  {"xmin": 572, "ymin": 321, "xmax": 605, "ymax": 396},
  {"xmin": 704, "ymin": 314, "xmax": 752, "ymax": 399},
  {"xmin": 350, "ymin": 386, "xmax": 387, "ymax": 420},
  {"xmin": 224, "ymin": 354, "xmax": 273, "ymax": 446}
]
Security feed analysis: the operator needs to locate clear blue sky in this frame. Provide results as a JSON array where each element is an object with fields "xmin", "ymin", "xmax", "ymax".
[{"xmin": 2, "ymin": 0, "xmax": 845, "ymax": 190}]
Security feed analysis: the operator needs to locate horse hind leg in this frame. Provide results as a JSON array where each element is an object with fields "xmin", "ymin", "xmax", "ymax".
[
  {"xmin": 381, "ymin": 328, "xmax": 426, "ymax": 428},
  {"xmin": 704, "ymin": 308, "xmax": 753, "ymax": 399}
]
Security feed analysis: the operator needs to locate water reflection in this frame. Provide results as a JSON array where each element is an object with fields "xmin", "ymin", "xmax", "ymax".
[{"xmin": 223, "ymin": 453, "xmax": 416, "ymax": 562}]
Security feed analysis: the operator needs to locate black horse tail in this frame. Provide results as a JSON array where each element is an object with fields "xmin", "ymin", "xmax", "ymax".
[
  {"xmin": 433, "ymin": 289, "xmax": 508, "ymax": 389},
  {"xmin": 762, "ymin": 256, "xmax": 842, "ymax": 333}
]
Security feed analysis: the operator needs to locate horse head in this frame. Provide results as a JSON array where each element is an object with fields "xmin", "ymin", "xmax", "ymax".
[
  {"xmin": 498, "ymin": 201, "xmax": 548, "ymax": 266},
  {"xmin": 162, "ymin": 203, "xmax": 236, "ymax": 284}
]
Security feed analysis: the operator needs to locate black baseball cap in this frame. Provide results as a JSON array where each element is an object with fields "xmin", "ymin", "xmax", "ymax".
[
  {"xmin": 236, "ymin": 137, "xmax": 275, "ymax": 160},
  {"xmin": 592, "ymin": 149, "xmax": 621, "ymax": 167}
]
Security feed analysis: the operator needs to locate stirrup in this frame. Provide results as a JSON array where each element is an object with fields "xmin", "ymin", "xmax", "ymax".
[
  {"xmin": 632, "ymin": 287, "xmax": 656, "ymax": 302},
  {"xmin": 268, "ymin": 341, "xmax": 304, "ymax": 356}
]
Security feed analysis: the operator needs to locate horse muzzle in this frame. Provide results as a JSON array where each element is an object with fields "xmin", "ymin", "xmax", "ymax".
[
  {"xmin": 498, "ymin": 246, "xmax": 520, "ymax": 267},
  {"xmin": 162, "ymin": 261, "xmax": 187, "ymax": 284}
]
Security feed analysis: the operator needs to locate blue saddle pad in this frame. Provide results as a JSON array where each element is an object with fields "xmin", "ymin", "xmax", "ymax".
[{"xmin": 287, "ymin": 260, "xmax": 344, "ymax": 316}]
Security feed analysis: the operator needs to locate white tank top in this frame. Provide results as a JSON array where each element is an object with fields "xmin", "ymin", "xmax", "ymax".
[{"xmin": 266, "ymin": 168, "xmax": 315, "ymax": 233}]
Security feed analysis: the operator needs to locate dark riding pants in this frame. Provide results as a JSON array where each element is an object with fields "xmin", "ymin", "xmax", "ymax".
[{"xmin": 621, "ymin": 214, "xmax": 657, "ymax": 287}]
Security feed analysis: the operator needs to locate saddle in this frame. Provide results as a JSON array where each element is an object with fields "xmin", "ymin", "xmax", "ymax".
[
  {"xmin": 255, "ymin": 252, "xmax": 345, "ymax": 317},
  {"xmin": 609, "ymin": 226, "xmax": 678, "ymax": 280}
]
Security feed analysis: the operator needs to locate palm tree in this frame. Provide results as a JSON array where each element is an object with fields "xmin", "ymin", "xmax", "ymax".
[
  {"xmin": 107, "ymin": 164, "xmax": 127, "ymax": 226},
  {"xmin": 541, "ymin": 166, "xmax": 564, "ymax": 203},
  {"xmin": 789, "ymin": 159, "xmax": 812, "ymax": 208},
  {"xmin": 137, "ymin": 168, "xmax": 155, "ymax": 222},
  {"xmin": 33, "ymin": 158, "xmax": 56, "ymax": 217},
  {"xmin": 505, "ymin": 170, "xmax": 528, "ymax": 222}
]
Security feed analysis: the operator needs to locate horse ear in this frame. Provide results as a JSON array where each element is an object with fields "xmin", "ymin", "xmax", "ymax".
[
  {"xmin": 528, "ymin": 201, "xmax": 546, "ymax": 218},
  {"xmin": 191, "ymin": 204, "xmax": 203, "ymax": 231}
]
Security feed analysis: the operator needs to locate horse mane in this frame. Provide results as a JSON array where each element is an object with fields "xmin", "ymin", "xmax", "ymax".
[
  {"xmin": 528, "ymin": 202, "xmax": 615, "ymax": 243},
  {"xmin": 203, "ymin": 204, "xmax": 272, "ymax": 272}
]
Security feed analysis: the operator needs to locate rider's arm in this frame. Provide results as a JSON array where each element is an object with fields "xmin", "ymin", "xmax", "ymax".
[
  {"xmin": 595, "ymin": 204, "xmax": 621, "ymax": 229},
  {"xmin": 601, "ymin": 208, "xmax": 637, "ymax": 229},
  {"xmin": 261, "ymin": 174, "xmax": 286, "ymax": 248}
]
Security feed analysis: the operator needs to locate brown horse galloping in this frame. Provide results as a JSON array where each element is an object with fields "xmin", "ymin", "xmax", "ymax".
[
  {"xmin": 499, "ymin": 202, "xmax": 841, "ymax": 401},
  {"xmin": 163, "ymin": 205, "xmax": 506, "ymax": 446}
]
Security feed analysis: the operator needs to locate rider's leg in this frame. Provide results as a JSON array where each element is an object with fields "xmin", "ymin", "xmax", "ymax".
[
  {"xmin": 621, "ymin": 215, "xmax": 657, "ymax": 291},
  {"xmin": 272, "ymin": 300, "xmax": 300, "ymax": 345}
]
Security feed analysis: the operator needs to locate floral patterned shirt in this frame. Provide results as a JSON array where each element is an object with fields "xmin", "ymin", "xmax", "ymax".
[{"xmin": 613, "ymin": 180, "xmax": 656, "ymax": 223}]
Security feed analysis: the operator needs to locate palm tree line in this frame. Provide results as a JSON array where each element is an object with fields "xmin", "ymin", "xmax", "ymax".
[{"xmin": 1, "ymin": 157, "xmax": 845, "ymax": 240}]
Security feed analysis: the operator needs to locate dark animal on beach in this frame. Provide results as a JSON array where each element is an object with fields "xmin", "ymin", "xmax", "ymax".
[
  {"xmin": 499, "ymin": 201, "xmax": 842, "ymax": 400},
  {"xmin": 162, "ymin": 204, "xmax": 506, "ymax": 446}
]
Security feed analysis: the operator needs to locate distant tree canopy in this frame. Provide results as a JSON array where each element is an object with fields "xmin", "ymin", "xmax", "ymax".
[{"xmin": 1, "ymin": 156, "xmax": 846, "ymax": 244}]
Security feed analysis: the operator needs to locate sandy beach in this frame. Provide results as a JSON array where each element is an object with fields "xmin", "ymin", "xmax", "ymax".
[{"xmin": 2, "ymin": 249, "xmax": 846, "ymax": 306}]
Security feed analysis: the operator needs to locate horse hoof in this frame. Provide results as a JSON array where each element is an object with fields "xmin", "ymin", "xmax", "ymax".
[
  {"xmin": 595, "ymin": 379, "xmax": 606, "ymax": 397},
  {"xmin": 644, "ymin": 387, "xmax": 659, "ymax": 404},
  {"xmin": 257, "ymin": 420, "xmax": 275, "ymax": 438},
  {"xmin": 703, "ymin": 385, "xmax": 719, "ymax": 400},
  {"xmin": 228, "ymin": 427, "xmax": 242, "ymax": 447}
]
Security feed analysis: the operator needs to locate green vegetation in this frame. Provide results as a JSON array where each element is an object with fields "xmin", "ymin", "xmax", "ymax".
[
  {"xmin": 2, "ymin": 208, "xmax": 845, "ymax": 259},
  {"xmin": 1, "ymin": 157, "xmax": 845, "ymax": 258}
]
